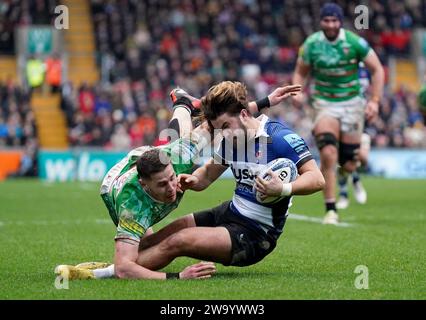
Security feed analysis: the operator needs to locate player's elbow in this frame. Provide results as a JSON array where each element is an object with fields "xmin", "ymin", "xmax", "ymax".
[
  {"xmin": 309, "ymin": 170, "xmax": 325, "ymax": 192},
  {"xmin": 316, "ymin": 173, "xmax": 326, "ymax": 191}
]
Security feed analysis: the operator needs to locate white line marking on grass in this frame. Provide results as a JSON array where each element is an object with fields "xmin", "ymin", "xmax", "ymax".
[{"xmin": 288, "ymin": 213, "xmax": 353, "ymax": 227}]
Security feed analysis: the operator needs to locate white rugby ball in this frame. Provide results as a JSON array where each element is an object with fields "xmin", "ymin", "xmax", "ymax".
[{"xmin": 254, "ymin": 158, "xmax": 298, "ymax": 204}]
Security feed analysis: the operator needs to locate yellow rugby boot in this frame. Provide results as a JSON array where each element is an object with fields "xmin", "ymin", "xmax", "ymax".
[{"xmin": 54, "ymin": 265, "xmax": 95, "ymax": 280}]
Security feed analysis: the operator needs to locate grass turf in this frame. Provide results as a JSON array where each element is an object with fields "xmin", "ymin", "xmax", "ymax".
[{"xmin": 0, "ymin": 178, "xmax": 425, "ymax": 299}]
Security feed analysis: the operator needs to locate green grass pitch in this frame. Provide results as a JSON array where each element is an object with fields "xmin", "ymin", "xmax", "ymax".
[{"xmin": 0, "ymin": 178, "xmax": 425, "ymax": 299}]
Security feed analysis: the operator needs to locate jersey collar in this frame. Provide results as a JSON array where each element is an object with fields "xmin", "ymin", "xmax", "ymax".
[
  {"xmin": 320, "ymin": 28, "xmax": 346, "ymax": 44},
  {"xmin": 254, "ymin": 114, "xmax": 270, "ymax": 138}
]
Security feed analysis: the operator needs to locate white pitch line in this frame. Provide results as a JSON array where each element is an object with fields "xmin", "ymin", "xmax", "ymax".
[
  {"xmin": 288, "ymin": 213, "xmax": 353, "ymax": 227},
  {"xmin": 0, "ymin": 215, "xmax": 353, "ymax": 228}
]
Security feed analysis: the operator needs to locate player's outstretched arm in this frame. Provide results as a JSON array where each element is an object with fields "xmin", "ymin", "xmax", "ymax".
[
  {"xmin": 114, "ymin": 239, "xmax": 216, "ymax": 280},
  {"xmin": 247, "ymin": 84, "xmax": 302, "ymax": 114},
  {"xmin": 178, "ymin": 158, "xmax": 228, "ymax": 191}
]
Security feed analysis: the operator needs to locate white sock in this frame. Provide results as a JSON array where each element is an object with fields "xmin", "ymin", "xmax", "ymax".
[{"xmin": 93, "ymin": 264, "xmax": 115, "ymax": 279}]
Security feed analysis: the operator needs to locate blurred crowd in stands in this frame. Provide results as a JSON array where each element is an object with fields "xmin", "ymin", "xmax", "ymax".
[
  {"xmin": 83, "ymin": 0, "xmax": 426, "ymax": 149},
  {"xmin": 0, "ymin": 0, "xmax": 59, "ymax": 54},
  {"xmin": 1, "ymin": 0, "xmax": 426, "ymax": 162}
]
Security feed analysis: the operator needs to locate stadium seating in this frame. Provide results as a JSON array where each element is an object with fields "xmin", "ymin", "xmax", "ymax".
[{"xmin": 1, "ymin": 0, "xmax": 425, "ymax": 178}]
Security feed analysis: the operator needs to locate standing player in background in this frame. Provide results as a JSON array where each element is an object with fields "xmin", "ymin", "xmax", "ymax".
[
  {"xmin": 292, "ymin": 2, "xmax": 384, "ymax": 224},
  {"xmin": 336, "ymin": 62, "xmax": 371, "ymax": 209}
]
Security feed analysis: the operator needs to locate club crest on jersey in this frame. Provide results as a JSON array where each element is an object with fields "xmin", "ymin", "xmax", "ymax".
[{"xmin": 342, "ymin": 43, "xmax": 350, "ymax": 55}]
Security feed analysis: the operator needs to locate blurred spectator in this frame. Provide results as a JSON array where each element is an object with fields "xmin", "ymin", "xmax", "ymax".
[
  {"xmin": 7, "ymin": 138, "xmax": 38, "ymax": 178},
  {"xmin": 26, "ymin": 55, "xmax": 45, "ymax": 92},
  {"xmin": 45, "ymin": 53, "xmax": 62, "ymax": 93},
  {"xmin": 78, "ymin": 83, "xmax": 95, "ymax": 115},
  {"xmin": 0, "ymin": 79, "xmax": 38, "ymax": 176},
  {"xmin": 110, "ymin": 123, "xmax": 131, "ymax": 151},
  {"xmin": 0, "ymin": 81, "xmax": 33, "ymax": 147}
]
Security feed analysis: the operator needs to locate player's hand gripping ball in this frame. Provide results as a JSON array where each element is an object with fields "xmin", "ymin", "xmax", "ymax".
[{"xmin": 254, "ymin": 158, "xmax": 298, "ymax": 204}]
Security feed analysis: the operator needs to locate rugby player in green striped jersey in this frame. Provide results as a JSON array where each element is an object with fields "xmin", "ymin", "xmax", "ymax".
[{"xmin": 292, "ymin": 2, "xmax": 384, "ymax": 225}]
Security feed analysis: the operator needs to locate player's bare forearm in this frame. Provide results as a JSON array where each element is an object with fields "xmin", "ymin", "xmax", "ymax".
[
  {"xmin": 115, "ymin": 260, "xmax": 167, "ymax": 279},
  {"xmin": 364, "ymin": 51, "xmax": 384, "ymax": 101},
  {"xmin": 190, "ymin": 166, "xmax": 215, "ymax": 191},
  {"xmin": 292, "ymin": 72, "xmax": 305, "ymax": 87},
  {"xmin": 291, "ymin": 170, "xmax": 325, "ymax": 195},
  {"xmin": 291, "ymin": 160, "xmax": 325, "ymax": 195},
  {"xmin": 115, "ymin": 240, "xmax": 167, "ymax": 279},
  {"xmin": 369, "ymin": 64, "xmax": 384, "ymax": 102},
  {"xmin": 190, "ymin": 160, "xmax": 227, "ymax": 191},
  {"xmin": 292, "ymin": 59, "xmax": 310, "ymax": 86}
]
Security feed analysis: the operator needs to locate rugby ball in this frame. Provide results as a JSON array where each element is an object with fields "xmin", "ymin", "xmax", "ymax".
[{"xmin": 254, "ymin": 158, "xmax": 298, "ymax": 204}]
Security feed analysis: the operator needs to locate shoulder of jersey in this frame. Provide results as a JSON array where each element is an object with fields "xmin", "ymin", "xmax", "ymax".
[
  {"xmin": 305, "ymin": 31, "xmax": 322, "ymax": 44},
  {"xmin": 265, "ymin": 120, "xmax": 289, "ymax": 136},
  {"xmin": 345, "ymin": 29, "xmax": 370, "ymax": 49}
]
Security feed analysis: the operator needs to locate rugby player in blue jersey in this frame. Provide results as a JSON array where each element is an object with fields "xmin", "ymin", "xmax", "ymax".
[
  {"xmin": 134, "ymin": 81, "xmax": 325, "ymax": 270},
  {"xmin": 56, "ymin": 82, "xmax": 303, "ymax": 280}
]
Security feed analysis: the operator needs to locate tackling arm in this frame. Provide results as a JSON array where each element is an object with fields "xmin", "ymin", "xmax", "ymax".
[
  {"xmin": 179, "ymin": 158, "xmax": 228, "ymax": 192},
  {"xmin": 114, "ymin": 239, "xmax": 216, "ymax": 280},
  {"xmin": 114, "ymin": 239, "xmax": 168, "ymax": 279}
]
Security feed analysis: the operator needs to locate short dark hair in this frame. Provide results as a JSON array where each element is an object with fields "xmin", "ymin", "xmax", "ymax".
[
  {"xmin": 201, "ymin": 81, "xmax": 249, "ymax": 121},
  {"xmin": 136, "ymin": 148, "xmax": 170, "ymax": 179}
]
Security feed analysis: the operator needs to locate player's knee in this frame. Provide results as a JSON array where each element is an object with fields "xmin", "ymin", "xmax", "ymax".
[
  {"xmin": 315, "ymin": 132, "xmax": 338, "ymax": 151},
  {"xmin": 316, "ymin": 133, "xmax": 338, "ymax": 165},
  {"xmin": 342, "ymin": 161, "xmax": 357, "ymax": 173},
  {"xmin": 338, "ymin": 143, "xmax": 360, "ymax": 169},
  {"xmin": 321, "ymin": 146, "xmax": 338, "ymax": 164},
  {"xmin": 320, "ymin": 147, "xmax": 338, "ymax": 169}
]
